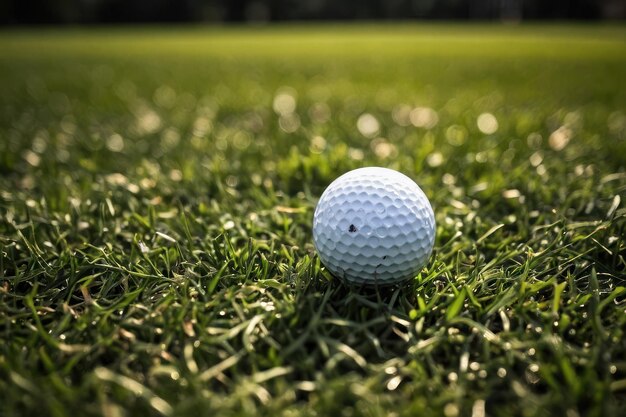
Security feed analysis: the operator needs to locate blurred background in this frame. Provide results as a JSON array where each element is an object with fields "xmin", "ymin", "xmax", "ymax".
[{"xmin": 2, "ymin": 0, "xmax": 625, "ymax": 25}]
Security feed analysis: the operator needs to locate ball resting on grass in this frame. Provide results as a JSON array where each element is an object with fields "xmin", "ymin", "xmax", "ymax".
[{"xmin": 313, "ymin": 167, "xmax": 435, "ymax": 286}]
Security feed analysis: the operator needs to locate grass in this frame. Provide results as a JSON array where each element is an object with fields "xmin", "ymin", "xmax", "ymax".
[{"xmin": 0, "ymin": 23, "xmax": 625, "ymax": 417}]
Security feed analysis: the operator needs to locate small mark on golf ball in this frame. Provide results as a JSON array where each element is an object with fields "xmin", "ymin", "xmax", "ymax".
[{"xmin": 348, "ymin": 224, "xmax": 357, "ymax": 233}]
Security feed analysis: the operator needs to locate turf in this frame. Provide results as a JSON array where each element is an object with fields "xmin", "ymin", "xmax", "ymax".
[{"xmin": 0, "ymin": 24, "xmax": 625, "ymax": 417}]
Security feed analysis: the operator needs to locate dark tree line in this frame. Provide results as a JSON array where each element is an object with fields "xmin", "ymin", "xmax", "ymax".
[{"xmin": 1, "ymin": 0, "xmax": 623, "ymax": 25}]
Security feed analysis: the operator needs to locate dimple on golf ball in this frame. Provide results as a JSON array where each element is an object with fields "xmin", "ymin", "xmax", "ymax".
[{"xmin": 313, "ymin": 167, "xmax": 435, "ymax": 285}]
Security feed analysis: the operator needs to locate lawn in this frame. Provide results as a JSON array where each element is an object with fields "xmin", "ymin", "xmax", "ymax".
[{"xmin": 0, "ymin": 24, "xmax": 625, "ymax": 417}]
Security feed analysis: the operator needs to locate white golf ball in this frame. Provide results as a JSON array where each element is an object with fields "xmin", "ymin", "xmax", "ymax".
[{"xmin": 313, "ymin": 167, "xmax": 435, "ymax": 285}]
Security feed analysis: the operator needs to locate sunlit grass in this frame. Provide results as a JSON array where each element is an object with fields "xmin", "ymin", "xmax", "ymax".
[
  {"xmin": 0, "ymin": 24, "xmax": 625, "ymax": 417},
  {"xmin": 1, "ymin": 24, "xmax": 625, "ymax": 60}
]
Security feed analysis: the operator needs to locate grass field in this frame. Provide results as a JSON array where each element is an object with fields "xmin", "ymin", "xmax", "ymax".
[{"xmin": 1, "ymin": 24, "xmax": 625, "ymax": 417}]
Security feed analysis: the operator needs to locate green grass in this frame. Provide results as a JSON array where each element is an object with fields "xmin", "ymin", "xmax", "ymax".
[{"xmin": 1, "ymin": 23, "xmax": 625, "ymax": 417}]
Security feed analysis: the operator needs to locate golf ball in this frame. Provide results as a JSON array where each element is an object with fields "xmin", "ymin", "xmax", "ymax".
[{"xmin": 313, "ymin": 167, "xmax": 435, "ymax": 285}]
